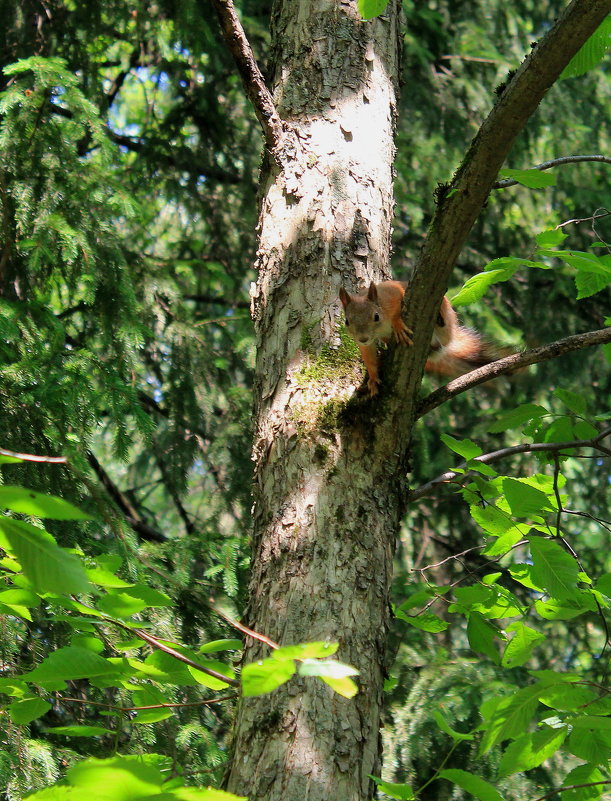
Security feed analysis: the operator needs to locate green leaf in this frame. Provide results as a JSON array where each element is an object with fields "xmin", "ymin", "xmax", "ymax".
[
  {"xmin": 0, "ymin": 518, "xmax": 91, "ymax": 595},
  {"xmin": 479, "ymin": 685, "xmax": 541, "ymax": 753},
  {"xmin": 297, "ymin": 658, "xmax": 359, "ymax": 679},
  {"xmin": 536, "ymin": 229, "xmax": 567, "ymax": 247},
  {"xmin": 553, "ymin": 388, "xmax": 587, "ymax": 415},
  {"xmin": 357, "ymin": 0, "xmax": 390, "ymax": 20},
  {"xmin": 539, "ymin": 684, "xmax": 599, "ymax": 713},
  {"xmin": 97, "ymin": 591, "xmax": 149, "ymax": 618},
  {"xmin": 529, "ymin": 537, "xmax": 581, "ymax": 600},
  {"xmin": 131, "ymin": 687, "xmax": 174, "ymax": 724},
  {"xmin": 272, "ymin": 642, "xmax": 339, "ymax": 660},
  {"xmin": 172, "ymin": 788, "xmax": 247, "ymax": 801},
  {"xmin": 561, "ymin": 763, "xmax": 605, "ymax": 801},
  {"xmin": 241, "ymin": 657, "xmax": 295, "ymax": 697},
  {"xmin": 8, "ymin": 696, "xmax": 52, "ymax": 724},
  {"xmin": 23, "ymin": 646, "xmax": 121, "ymax": 689},
  {"xmin": 499, "ymin": 168, "xmax": 556, "ymax": 188},
  {"xmin": 561, "ymin": 17, "xmax": 611, "ymax": 78},
  {"xmin": 487, "ymin": 404, "xmax": 548, "ymax": 433},
  {"xmin": 575, "ymin": 267, "xmax": 609, "ymax": 299},
  {"xmin": 46, "ymin": 725, "xmax": 115, "ymax": 737},
  {"xmin": 67, "ymin": 755, "xmax": 164, "ymax": 798},
  {"xmin": 595, "ymin": 573, "xmax": 611, "ymax": 598},
  {"xmin": 0, "ymin": 486, "xmax": 91, "ymax": 519},
  {"xmin": 120, "ymin": 585, "xmax": 172, "ymax": 607},
  {"xmin": 439, "ymin": 769, "xmax": 504, "ymax": 801},
  {"xmin": 369, "ymin": 776, "xmax": 415, "ymax": 799},
  {"xmin": 567, "ymin": 724, "xmax": 611, "ymax": 764},
  {"xmin": 433, "ymin": 709, "xmax": 474, "ymax": 741},
  {"xmin": 502, "ymin": 478, "xmax": 552, "ymax": 517},
  {"xmin": 502, "ymin": 622, "xmax": 546, "ymax": 668},
  {"xmin": 535, "ymin": 596, "xmax": 594, "ymax": 620},
  {"xmin": 467, "ymin": 613, "xmax": 500, "ymax": 664},
  {"xmin": 398, "ymin": 612, "xmax": 448, "ymax": 632},
  {"xmin": 319, "ymin": 675, "xmax": 359, "ymax": 698},
  {"xmin": 498, "ymin": 725, "xmax": 568, "ymax": 777},
  {"xmin": 86, "ymin": 567, "xmax": 133, "ymax": 588},
  {"xmin": 451, "ymin": 264, "xmax": 521, "ymax": 306},
  {"xmin": 439, "ymin": 434, "xmax": 482, "ymax": 460},
  {"xmin": 199, "ymin": 639, "xmax": 243, "ymax": 654}
]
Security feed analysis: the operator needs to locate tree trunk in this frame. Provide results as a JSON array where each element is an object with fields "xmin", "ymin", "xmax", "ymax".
[
  {"xmin": 223, "ymin": 0, "xmax": 611, "ymax": 798},
  {"xmin": 225, "ymin": 1, "xmax": 405, "ymax": 798}
]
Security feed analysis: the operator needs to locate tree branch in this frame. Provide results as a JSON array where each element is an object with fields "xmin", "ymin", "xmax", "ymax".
[
  {"xmin": 416, "ymin": 327, "xmax": 611, "ymax": 418},
  {"xmin": 390, "ymin": 0, "xmax": 611, "ymax": 442},
  {"xmin": 184, "ymin": 293, "xmax": 250, "ymax": 309},
  {"xmin": 408, "ymin": 427, "xmax": 611, "ymax": 503},
  {"xmin": 209, "ymin": 0, "xmax": 285, "ymax": 161},
  {"xmin": 86, "ymin": 451, "xmax": 166, "ymax": 543},
  {"xmin": 0, "ymin": 447, "xmax": 67, "ymax": 464},
  {"xmin": 493, "ymin": 154, "xmax": 611, "ymax": 188}
]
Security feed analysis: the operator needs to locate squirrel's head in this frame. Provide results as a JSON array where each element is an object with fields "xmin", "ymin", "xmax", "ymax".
[{"xmin": 339, "ymin": 282, "xmax": 385, "ymax": 346}]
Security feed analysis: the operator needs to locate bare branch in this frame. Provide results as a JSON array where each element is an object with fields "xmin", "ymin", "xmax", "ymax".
[
  {"xmin": 87, "ymin": 451, "xmax": 167, "ymax": 543},
  {"xmin": 210, "ymin": 0, "xmax": 285, "ymax": 161},
  {"xmin": 80, "ymin": 601, "xmax": 241, "ymax": 688},
  {"xmin": 0, "ymin": 447, "xmax": 67, "ymax": 464},
  {"xmin": 556, "ymin": 208, "xmax": 611, "ymax": 229},
  {"xmin": 416, "ymin": 327, "xmax": 611, "ymax": 418},
  {"xmin": 531, "ymin": 781, "xmax": 611, "ymax": 801},
  {"xmin": 211, "ymin": 601, "xmax": 280, "ymax": 650},
  {"xmin": 184, "ymin": 293, "xmax": 250, "ymax": 310},
  {"xmin": 408, "ymin": 427, "xmax": 611, "ymax": 503},
  {"xmin": 493, "ymin": 154, "xmax": 611, "ymax": 188}
]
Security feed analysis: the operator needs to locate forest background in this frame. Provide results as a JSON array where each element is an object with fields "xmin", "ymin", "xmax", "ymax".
[{"xmin": 0, "ymin": 0, "xmax": 609, "ymax": 800}]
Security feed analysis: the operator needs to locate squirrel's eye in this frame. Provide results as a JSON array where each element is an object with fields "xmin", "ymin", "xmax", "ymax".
[{"xmin": 373, "ymin": 312, "xmax": 380, "ymax": 322}]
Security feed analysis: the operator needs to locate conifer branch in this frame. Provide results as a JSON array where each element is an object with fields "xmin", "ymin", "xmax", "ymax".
[
  {"xmin": 416, "ymin": 327, "xmax": 611, "ymax": 417},
  {"xmin": 493, "ymin": 154, "xmax": 611, "ymax": 188}
]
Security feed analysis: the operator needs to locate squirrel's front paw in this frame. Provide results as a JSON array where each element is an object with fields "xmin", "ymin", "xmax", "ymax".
[
  {"xmin": 367, "ymin": 376, "xmax": 381, "ymax": 396},
  {"xmin": 393, "ymin": 319, "xmax": 414, "ymax": 346}
]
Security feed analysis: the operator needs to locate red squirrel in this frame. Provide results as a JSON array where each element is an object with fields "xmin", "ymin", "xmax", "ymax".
[{"xmin": 339, "ymin": 280, "xmax": 502, "ymax": 396}]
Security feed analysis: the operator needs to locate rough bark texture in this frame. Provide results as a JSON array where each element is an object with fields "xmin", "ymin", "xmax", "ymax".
[
  {"xmin": 223, "ymin": 0, "xmax": 611, "ymax": 798},
  {"xmin": 225, "ymin": 1, "xmax": 403, "ymax": 799}
]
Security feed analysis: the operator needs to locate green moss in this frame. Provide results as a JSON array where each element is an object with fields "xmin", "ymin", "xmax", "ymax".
[
  {"xmin": 297, "ymin": 324, "xmax": 360, "ymax": 385},
  {"xmin": 316, "ymin": 398, "xmax": 348, "ymax": 434},
  {"xmin": 290, "ymin": 396, "xmax": 350, "ymax": 439}
]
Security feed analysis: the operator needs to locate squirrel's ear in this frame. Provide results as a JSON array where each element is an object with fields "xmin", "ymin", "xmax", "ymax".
[
  {"xmin": 339, "ymin": 287, "xmax": 350, "ymax": 307},
  {"xmin": 367, "ymin": 281, "xmax": 378, "ymax": 302}
]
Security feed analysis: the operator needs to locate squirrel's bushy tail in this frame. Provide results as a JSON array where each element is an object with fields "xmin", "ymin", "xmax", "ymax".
[{"xmin": 425, "ymin": 325, "xmax": 512, "ymax": 377}]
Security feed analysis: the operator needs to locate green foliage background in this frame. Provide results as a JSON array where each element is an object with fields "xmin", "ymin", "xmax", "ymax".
[{"xmin": 0, "ymin": 0, "xmax": 608, "ymax": 799}]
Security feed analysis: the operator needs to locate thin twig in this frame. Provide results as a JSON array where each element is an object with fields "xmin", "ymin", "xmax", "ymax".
[
  {"xmin": 555, "ymin": 208, "xmax": 610, "ymax": 229},
  {"xmin": 416, "ymin": 328, "xmax": 611, "ymax": 418},
  {"xmin": 408, "ymin": 427, "xmax": 611, "ymax": 502},
  {"xmin": 531, "ymin": 781, "xmax": 611, "ymax": 801},
  {"xmin": 493, "ymin": 155, "xmax": 611, "ymax": 188},
  {"xmin": 211, "ymin": 601, "xmax": 279, "ymax": 650},
  {"xmin": 58, "ymin": 694, "xmax": 237, "ymax": 713},
  {"xmin": 210, "ymin": 0, "xmax": 285, "ymax": 161}
]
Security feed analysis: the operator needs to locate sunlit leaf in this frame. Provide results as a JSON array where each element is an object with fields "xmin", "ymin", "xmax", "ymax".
[
  {"xmin": 241, "ymin": 657, "xmax": 295, "ymax": 697},
  {"xmin": 0, "ymin": 518, "xmax": 90, "ymax": 595},
  {"xmin": 0, "ymin": 486, "xmax": 91, "ymax": 519}
]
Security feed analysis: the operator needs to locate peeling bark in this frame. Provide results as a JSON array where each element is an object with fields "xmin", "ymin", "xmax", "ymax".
[
  {"xmin": 225, "ymin": 1, "xmax": 403, "ymax": 798},
  {"xmin": 222, "ymin": 0, "xmax": 611, "ymax": 798}
]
